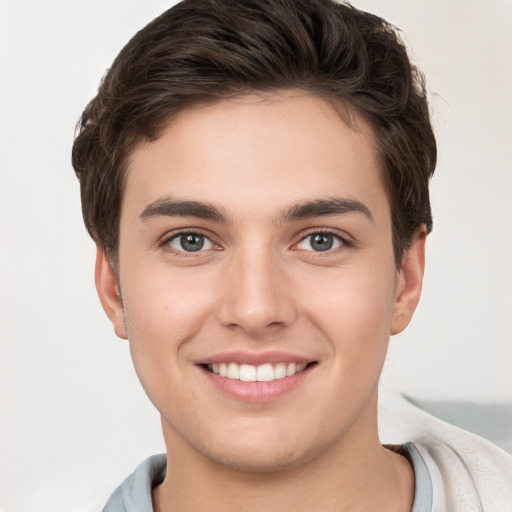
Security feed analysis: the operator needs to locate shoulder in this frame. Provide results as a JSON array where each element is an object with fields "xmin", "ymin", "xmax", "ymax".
[
  {"xmin": 414, "ymin": 432, "xmax": 512, "ymax": 512},
  {"xmin": 379, "ymin": 387, "xmax": 512, "ymax": 512},
  {"xmin": 102, "ymin": 454, "xmax": 167, "ymax": 512}
]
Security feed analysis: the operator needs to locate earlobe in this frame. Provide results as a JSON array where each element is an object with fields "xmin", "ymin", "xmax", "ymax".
[
  {"xmin": 390, "ymin": 228, "xmax": 427, "ymax": 335},
  {"xmin": 95, "ymin": 247, "xmax": 128, "ymax": 339}
]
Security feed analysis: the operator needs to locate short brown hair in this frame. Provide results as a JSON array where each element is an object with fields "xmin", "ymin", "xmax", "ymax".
[{"xmin": 72, "ymin": 0, "xmax": 436, "ymax": 267}]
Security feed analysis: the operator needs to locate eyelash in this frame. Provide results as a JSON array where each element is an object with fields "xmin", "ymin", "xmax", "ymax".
[
  {"xmin": 294, "ymin": 228, "xmax": 352, "ymax": 253},
  {"xmin": 160, "ymin": 227, "xmax": 351, "ymax": 256},
  {"xmin": 161, "ymin": 229, "xmax": 219, "ymax": 255}
]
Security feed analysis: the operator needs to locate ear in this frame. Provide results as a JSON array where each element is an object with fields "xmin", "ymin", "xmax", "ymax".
[
  {"xmin": 95, "ymin": 246, "xmax": 128, "ymax": 339},
  {"xmin": 390, "ymin": 227, "xmax": 427, "ymax": 335}
]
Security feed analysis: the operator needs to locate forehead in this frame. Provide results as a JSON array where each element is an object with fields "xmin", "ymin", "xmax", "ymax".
[{"xmin": 123, "ymin": 92, "xmax": 388, "ymax": 221}]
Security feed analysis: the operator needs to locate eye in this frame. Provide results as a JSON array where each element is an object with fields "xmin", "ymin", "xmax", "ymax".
[
  {"xmin": 167, "ymin": 232, "xmax": 215, "ymax": 253},
  {"xmin": 296, "ymin": 232, "xmax": 344, "ymax": 252}
]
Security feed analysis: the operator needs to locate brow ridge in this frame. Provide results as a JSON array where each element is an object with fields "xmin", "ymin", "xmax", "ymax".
[
  {"xmin": 140, "ymin": 196, "xmax": 372, "ymax": 225},
  {"xmin": 140, "ymin": 197, "xmax": 229, "ymax": 223},
  {"xmin": 279, "ymin": 197, "xmax": 373, "ymax": 223}
]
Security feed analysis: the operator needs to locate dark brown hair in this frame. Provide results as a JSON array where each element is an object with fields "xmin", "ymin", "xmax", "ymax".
[{"xmin": 72, "ymin": 0, "xmax": 436, "ymax": 267}]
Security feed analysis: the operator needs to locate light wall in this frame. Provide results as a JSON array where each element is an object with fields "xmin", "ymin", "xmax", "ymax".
[{"xmin": 1, "ymin": 1, "xmax": 510, "ymax": 510}]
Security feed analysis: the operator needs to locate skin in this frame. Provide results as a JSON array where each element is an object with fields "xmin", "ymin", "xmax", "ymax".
[{"xmin": 96, "ymin": 91, "xmax": 425, "ymax": 512}]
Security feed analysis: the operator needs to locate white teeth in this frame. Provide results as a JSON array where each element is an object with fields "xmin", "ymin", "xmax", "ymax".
[
  {"xmin": 274, "ymin": 363, "xmax": 287, "ymax": 379},
  {"xmin": 227, "ymin": 362, "xmax": 240, "ymax": 379},
  {"xmin": 286, "ymin": 363, "xmax": 296, "ymax": 377},
  {"xmin": 256, "ymin": 363, "xmax": 274, "ymax": 382},
  {"xmin": 207, "ymin": 361, "xmax": 309, "ymax": 381},
  {"xmin": 239, "ymin": 364, "xmax": 257, "ymax": 382}
]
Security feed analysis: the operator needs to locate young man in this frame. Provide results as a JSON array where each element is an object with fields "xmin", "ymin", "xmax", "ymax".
[{"xmin": 72, "ymin": 0, "xmax": 512, "ymax": 510}]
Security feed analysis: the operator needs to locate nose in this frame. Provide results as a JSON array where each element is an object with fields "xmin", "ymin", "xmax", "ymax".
[{"xmin": 215, "ymin": 246, "xmax": 297, "ymax": 337}]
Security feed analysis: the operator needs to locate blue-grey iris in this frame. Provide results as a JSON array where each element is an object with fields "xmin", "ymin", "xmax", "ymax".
[
  {"xmin": 180, "ymin": 234, "xmax": 205, "ymax": 252},
  {"xmin": 311, "ymin": 233, "xmax": 334, "ymax": 251}
]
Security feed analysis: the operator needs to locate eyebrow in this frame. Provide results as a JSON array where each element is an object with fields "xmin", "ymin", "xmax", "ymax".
[
  {"xmin": 139, "ymin": 196, "xmax": 373, "ymax": 224},
  {"xmin": 279, "ymin": 197, "xmax": 373, "ymax": 223},
  {"xmin": 140, "ymin": 197, "xmax": 230, "ymax": 223}
]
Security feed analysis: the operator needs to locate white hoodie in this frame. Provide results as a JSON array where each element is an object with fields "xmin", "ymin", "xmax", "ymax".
[{"xmin": 379, "ymin": 386, "xmax": 512, "ymax": 511}]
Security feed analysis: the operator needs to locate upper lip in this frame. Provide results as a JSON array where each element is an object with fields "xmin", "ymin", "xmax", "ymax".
[{"xmin": 196, "ymin": 350, "xmax": 316, "ymax": 366}]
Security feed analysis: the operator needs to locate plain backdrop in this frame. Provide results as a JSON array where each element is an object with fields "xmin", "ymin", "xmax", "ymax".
[{"xmin": 1, "ymin": 1, "xmax": 511, "ymax": 510}]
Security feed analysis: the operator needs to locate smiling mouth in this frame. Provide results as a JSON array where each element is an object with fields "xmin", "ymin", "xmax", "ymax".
[{"xmin": 202, "ymin": 362, "xmax": 316, "ymax": 382}]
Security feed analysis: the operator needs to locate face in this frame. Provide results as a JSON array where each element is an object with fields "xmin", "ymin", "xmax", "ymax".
[{"xmin": 97, "ymin": 92, "xmax": 424, "ymax": 472}]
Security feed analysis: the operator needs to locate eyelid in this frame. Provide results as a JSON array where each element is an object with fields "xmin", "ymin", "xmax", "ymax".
[
  {"xmin": 292, "ymin": 228, "xmax": 353, "ymax": 251},
  {"xmin": 158, "ymin": 226, "xmax": 352, "ymax": 253},
  {"xmin": 160, "ymin": 228, "xmax": 222, "ymax": 253}
]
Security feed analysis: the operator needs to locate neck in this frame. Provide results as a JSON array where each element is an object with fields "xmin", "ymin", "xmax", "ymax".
[{"xmin": 153, "ymin": 411, "xmax": 414, "ymax": 512}]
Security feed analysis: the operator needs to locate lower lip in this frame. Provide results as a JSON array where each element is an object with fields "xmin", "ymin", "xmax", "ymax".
[{"xmin": 199, "ymin": 365, "xmax": 313, "ymax": 403}]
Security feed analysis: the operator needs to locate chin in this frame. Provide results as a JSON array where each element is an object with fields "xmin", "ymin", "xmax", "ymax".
[
  {"xmin": 204, "ymin": 443, "xmax": 316, "ymax": 473},
  {"xmin": 182, "ymin": 421, "xmax": 337, "ymax": 474}
]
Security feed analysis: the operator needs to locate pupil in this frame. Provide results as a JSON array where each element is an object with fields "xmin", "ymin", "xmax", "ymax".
[
  {"xmin": 181, "ymin": 234, "xmax": 204, "ymax": 252},
  {"xmin": 311, "ymin": 233, "xmax": 333, "ymax": 251}
]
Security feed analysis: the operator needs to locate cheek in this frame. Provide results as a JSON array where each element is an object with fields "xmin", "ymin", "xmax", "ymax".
[
  {"xmin": 120, "ymin": 270, "xmax": 215, "ymax": 366},
  {"xmin": 303, "ymin": 266, "xmax": 396, "ymax": 358},
  {"xmin": 119, "ymin": 274, "xmax": 216, "ymax": 416}
]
